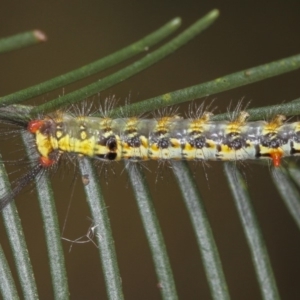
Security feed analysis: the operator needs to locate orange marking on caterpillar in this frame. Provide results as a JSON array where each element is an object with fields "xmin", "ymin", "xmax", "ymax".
[
  {"xmin": 28, "ymin": 120, "xmax": 44, "ymax": 133},
  {"xmin": 270, "ymin": 151, "xmax": 282, "ymax": 167},
  {"xmin": 39, "ymin": 156, "xmax": 55, "ymax": 167}
]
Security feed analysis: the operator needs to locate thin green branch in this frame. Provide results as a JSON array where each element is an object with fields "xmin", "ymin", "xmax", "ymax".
[
  {"xmin": 0, "ymin": 30, "xmax": 46, "ymax": 54},
  {"xmin": 78, "ymin": 158, "xmax": 124, "ymax": 300},
  {"xmin": 0, "ymin": 161, "xmax": 39, "ymax": 300},
  {"xmin": 0, "ymin": 18, "xmax": 181, "ymax": 107},
  {"xmin": 214, "ymin": 98, "xmax": 300, "ymax": 121},
  {"xmin": 30, "ymin": 9, "xmax": 219, "ymax": 116},
  {"xmin": 171, "ymin": 161, "xmax": 230, "ymax": 300},
  {"xmin": 22, "ymin": 131, "xmax": 69, "ymax": 299},
  {"xmin": 224, "ymin": 162, "xmax": 280, "ymax": 300},
  {"xmin": 0, "ymin": 244, "xmax": 19, "ymax": 300},
  {"xmin": 271, "ymin": 166, "xmax": 300, "ymax": 230},
  {"xmin": 111, "ymin": 53, "xmax": 300, "ymax": 118},
  {"xmin": 126, "ymin": 163, "xmax": 178, "ymax": 300},
  {"xmin": 3, "ymin": 96, "xmax": 300, "ymax": 129}
]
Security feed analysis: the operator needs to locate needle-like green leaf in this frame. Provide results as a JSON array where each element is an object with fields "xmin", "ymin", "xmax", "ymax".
[
  {"xmin": 30, "ymin": 9, "xmax": 219, "ymax": 115},
  {"xmin": 0, "ymin": 17, "xmax": 181, "ymax": 107},
  {"xmin": 0, "ymin": 30, "xmax": 46, "ymax": 54},
  {"xmin": 0, "ymin": 160, "xmax": 39, "ymax": 300},
  {"xmin": 126, "ymin": 163, "xmax": 178, "ymax": 300},
  {"xmin": 224, "ymin": 162, "xmax": 280, "ymax": 300},
  {"xmin": 78, "ymin": 158, "xmax": 124, "ymax": 300},
  {"xmin": 172, "ymin": 161, "xmax": 230, "ymax": 300}
]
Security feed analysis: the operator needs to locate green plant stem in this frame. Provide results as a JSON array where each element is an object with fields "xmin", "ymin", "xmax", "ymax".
[
  {"xmin": 78, "ymin": 158, "xmax": 124, "ymax": 300},
  {"xmin": 110, "ymin": 53, "xmax": 300, "ymax": 117},
  {"xmin": 21, "ymin": 131, "xmax": 69, "ymax": 299},
  {"xmin": 30, "ymin": 9, "xmax": 219, "ymax": 116},
  {"xmin": 0, "ymin": 161, "xmax": 38, "ymax": 300},
  {"xmin": 214, "ymin": 98, "xmax": 300, "ymax": 121},
  {"xmin": 126, "ymin": 163, "xmax": 178, "ymax": 300},
  {"xmin": 171, "ymin": 161, "xmax": 230, "ymax": 300},
  {"xmin": 4, "ymin": 96, "xmax": 300, "ymax": 129},
  {"xmin": 0, "ymin": 17, "xmax": 181, "ymax": 107},
  {"xmin": 224, "ymin": 162, "xmax": 280, "ymax": 300},
  {"xmin": 0, "ymin": 30, "xmax": 46, "ymax": 54},
  {"xmin": 271, "ymin": 167, "xmax": 300, "ymax": 230},
  {"xmin": 0, "ymin": 244, "xmax": 19, "ymax": 300}
]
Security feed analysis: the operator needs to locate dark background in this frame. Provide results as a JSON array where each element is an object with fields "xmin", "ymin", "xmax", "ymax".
[{"xmin": 0, "ymin": 1, "xmax": 300, "ymax": 299}]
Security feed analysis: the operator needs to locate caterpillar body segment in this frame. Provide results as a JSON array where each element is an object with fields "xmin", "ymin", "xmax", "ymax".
[
  {"xmin": 27, "ymin": 110, "xmax": 300, "ymax": 168},
  {"xmin": 1, "ymin": 105, "xmax": 300, "ymax": 211}
]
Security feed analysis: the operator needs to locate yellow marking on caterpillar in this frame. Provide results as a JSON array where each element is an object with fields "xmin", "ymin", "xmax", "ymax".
[
  {"xmin": 80, "ymin": 131, "xmax": 87, "ymax": 140},
  {"xmin": 36, "ymin": 130, "xmax": 54, "ymax": 158},
  {"xmin": 58, "ymin": 135, "xmax": 72, "ymax": 153},
  {"xmin": 56, "ymin": 130, "xmax": 63, "ymax": 139},
  {"xmin": 156, "ymin": 116, "xmax": 175, "ymax": 132},
  {"xmin": 225, "ymin": 111, "xmax": 249, "ymax": 134},
  {"xmin": 100, "ymin": 118, "xmax": 112, "ymax": 131},
  {"xmin": 124, "ymin": 117, "xmax": 139, "ymax": 132},
  {"xmin": 263, "ymin": 115, "xmax": 286, "ymax": 134}
]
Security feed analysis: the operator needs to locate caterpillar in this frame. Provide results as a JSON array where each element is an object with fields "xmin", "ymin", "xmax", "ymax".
[{"xmin": 0, "ymin": 103, "xmax": 300, "ymax": 210}]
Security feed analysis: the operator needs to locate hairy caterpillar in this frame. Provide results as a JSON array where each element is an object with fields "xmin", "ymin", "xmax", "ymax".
[{"xmin": 0, "ymin": 103, "xmax": 300, "ymax": 210}]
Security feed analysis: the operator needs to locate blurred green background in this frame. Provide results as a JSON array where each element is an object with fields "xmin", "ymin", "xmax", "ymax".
[{"xmin": 0, "ymin": 1, "xmax": 300, "ymax": 299}]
